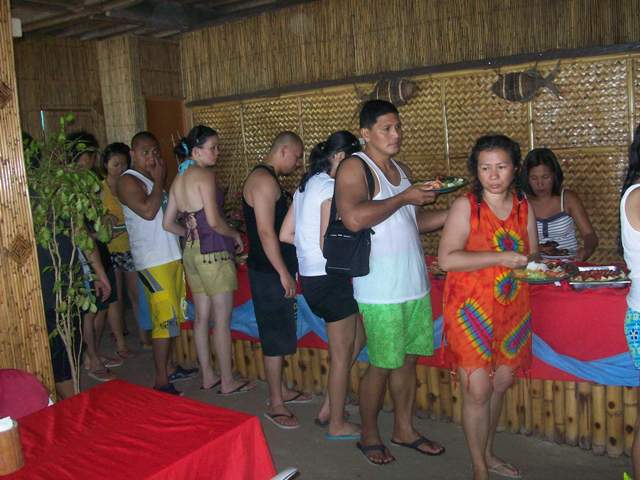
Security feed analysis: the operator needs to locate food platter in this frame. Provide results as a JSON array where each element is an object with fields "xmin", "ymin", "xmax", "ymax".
[
  {"xmin": 421, "ymin": 176, "xmax": 468, "ymax": 194},
  {"xmin": 568, "ymin": 265, "xmax": 630, "ymax": 290},
  {"xmin": 511, "ymin": 260, "xmax": 572, "ymax": 284}
]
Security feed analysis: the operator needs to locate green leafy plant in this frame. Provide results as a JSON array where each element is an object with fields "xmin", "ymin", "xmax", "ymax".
[{"xmin": 24, "ymin": 114, "xmax": 111, "ymax": 393}]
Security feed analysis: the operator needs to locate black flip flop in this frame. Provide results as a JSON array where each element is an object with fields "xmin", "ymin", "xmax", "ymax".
[
  {"xmin": 356, "ymin": 442, "xmax": 395, "ymax": 466},
  {"xmin": 200, "ymin": 379, "xmax": 221, "ymax": 391},
  {"xmin": 390, "ymin": 435, "xmax": 445, "ymax": 456},
  {"xmin": 217, "ymin": 380, "xmax": 255, "ymax": 396}
]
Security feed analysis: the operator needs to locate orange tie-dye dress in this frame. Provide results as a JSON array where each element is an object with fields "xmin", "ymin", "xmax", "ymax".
[{"xmin": 443, "ymin": 192, "xmax": 532, "ymax": 376}]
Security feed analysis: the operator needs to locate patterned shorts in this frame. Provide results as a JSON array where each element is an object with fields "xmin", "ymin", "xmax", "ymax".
[
  {"xmin": 110, "ymin": 251, "xmax": 136, "ymax": 273},
  {"xmin": 625, "ymin": 307, "xmax": 640, "ymax": 369},
  {"xmin": 358, "ymin": 295, "xmax": 434, "ymax": 369}
]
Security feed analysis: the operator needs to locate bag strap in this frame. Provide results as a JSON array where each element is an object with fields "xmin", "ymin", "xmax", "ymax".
[{"xmin": 329, "ymin": 157, "xmax": 375, "ymax": 223}]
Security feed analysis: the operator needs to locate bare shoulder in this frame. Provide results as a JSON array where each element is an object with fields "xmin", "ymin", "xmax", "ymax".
[
  {"xmin": 117, "ymin": 172, "xmax": 145, "ymax": 195},
  {"xmin": 337, "ymin": 156, "xmax": 367, "ymax": 181},
  {"xmin": 563, "ymin": 188, "xmax": 582, "ymax": 204},
  {"xmin": 450, "ymin": 195, "xmax": 471, "ymax": 212},
  {"xmin": 244, "ymin": 166, "xmax": 279, "ymax": 203},
  {"xmin": 627, "ymin": 186, "xmax": 640, "ymax": 206}
]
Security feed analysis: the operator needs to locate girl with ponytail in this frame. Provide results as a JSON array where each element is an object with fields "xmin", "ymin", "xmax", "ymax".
[
  {"xmin": 620, "ymin": 125, "xmax": 640, "ymax": 480},
  {"xmin": 163, "ymin": 125, "xmax": 254, "ymax": 395},
  {"xmin": 279, "ymin": 130, "xmax": 366, "ymax": 439}
]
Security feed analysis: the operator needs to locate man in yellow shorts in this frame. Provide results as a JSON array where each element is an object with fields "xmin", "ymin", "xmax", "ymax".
[{"xmin": 118, "ymin": 131, "xmax": 195, "ymax": 395}]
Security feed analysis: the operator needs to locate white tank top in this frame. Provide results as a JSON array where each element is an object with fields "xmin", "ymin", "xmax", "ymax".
[
  {"xmin": 621, "ymin": 183, "xmax": 640, "ymax": 311},
  {"xmin": 121, "ymin": 169, "xmax": 181, "ymax": 270},
  {"xmin": 351, "ymin": 151, "xmax": 428, "ymax": 304}
]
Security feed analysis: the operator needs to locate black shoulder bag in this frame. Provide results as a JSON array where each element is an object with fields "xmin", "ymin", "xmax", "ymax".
[{"xmin": 322, "ymin": 158, "xmax": 375, "ymax": 277}]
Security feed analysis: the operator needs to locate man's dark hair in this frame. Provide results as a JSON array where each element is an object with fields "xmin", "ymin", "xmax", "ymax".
[
  {"xmin": 131, "ymin": 131, "xmax": 158, "ymax": 149},
  {"xmin": 359, "ymin": 100, "xmax": 399, "ymax": 129}
]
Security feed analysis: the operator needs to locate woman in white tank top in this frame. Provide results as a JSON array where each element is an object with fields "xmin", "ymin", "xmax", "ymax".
[
  {"xmin": 279, "ymin": 131, "xmax": 365, "ymax": 439},
  {"xmin": 620, "ymin": 125, "xmax": 640, "ymax": 479}
]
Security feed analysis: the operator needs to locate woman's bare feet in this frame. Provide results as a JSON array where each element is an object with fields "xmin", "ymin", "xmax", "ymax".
[
  {"xmin": 264, "ymin": 404, "xmax": 299, "ymax": 429},
  {"xmin": 486, "ymin": 454, "xmax": 521, "ymax": 479}
]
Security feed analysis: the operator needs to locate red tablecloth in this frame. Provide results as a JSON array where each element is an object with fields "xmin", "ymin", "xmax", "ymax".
[
  {"xmin": 222, "ymin": 259, "xmax": 631, "ymax": 382},
  {"xmin": 7, "ymin": 380, "xmax": 276, "ymax": 480}
]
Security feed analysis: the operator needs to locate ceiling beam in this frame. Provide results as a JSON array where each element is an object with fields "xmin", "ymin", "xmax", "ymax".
[
  {"xmin": 22, "ymin": 0, "xmax": 144, "ymax": 33},
  {"xmin": 80, "ymin": 23, "xmax": 139, "ymax": 40}
]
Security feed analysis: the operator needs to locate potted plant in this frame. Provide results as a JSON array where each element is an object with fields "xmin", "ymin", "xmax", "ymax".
[{"xmin": 24, "ymin": 115, "xmax": 111, "ymax": 394}]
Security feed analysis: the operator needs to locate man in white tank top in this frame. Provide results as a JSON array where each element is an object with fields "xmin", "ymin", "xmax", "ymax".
[
  {"xmin": 336, "ymin": 100, "xmax": 448, "ymax": 465},
  {"xmin": 117, "ymin": 132, "xmax": 193, "ymax": 396}
]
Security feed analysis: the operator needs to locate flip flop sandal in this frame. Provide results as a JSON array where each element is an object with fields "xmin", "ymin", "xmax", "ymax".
[
  {"xmin": 356, "ymin": 442, "xmax": 395, "ymax": 466},
  {"xmin": 390, "ymin": 435, "xmax": 446, "ymax": 456},
  {"xmin": 87, "ymin": 368, "xmax": 115, "ymax": 382},
  {"xmin": 116, "ymin": 349, "xmax": 134, "ymax": 360},
  {"xmin": 217, "ymin": 380, "xmax": 255, "ymax": 396},
  {"xmin": 488, "ymin": 463, "xmax": 521, "ymax": 479},
  {"xmin": 325, "ymin": 432, "xmax": 361, "ymax": 441},
  {"xmin": 200, "ymin": 379, "xmax": 221, "ymax": 391},
  {"xmin": 101, "ymin": 356, "xmax": 123, "ymax": 368},
  {"xmin": 263, "ymin": 412, "xmax": 300, "ymax": 430},
  {"xmin": 283, "ymin": 391, "xmax": 313, "ymax": 404}
]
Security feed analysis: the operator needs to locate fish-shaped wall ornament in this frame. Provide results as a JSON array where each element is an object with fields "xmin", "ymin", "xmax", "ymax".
[
  {"xmin": 357, "ymin": 78, "xmax": 418, "ymax": 108},
  {"xmin": 491, "ymin": 61, "xmax": 561, "ymax": 102}
]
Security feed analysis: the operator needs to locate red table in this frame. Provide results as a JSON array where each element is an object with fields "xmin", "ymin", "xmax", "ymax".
[{"xmin": 6, "ymin": 380, "xmax": 276, "ymax": 479}]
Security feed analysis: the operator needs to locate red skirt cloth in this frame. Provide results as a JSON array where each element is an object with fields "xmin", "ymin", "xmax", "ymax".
[{"xmin": 443, "ymin": 193, "xmax": 532, "ymax": 377}]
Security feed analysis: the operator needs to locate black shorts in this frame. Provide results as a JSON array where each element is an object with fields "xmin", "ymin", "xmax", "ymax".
[
  {"xmin": 248, "ymin": 268, "xmax": 297, "ymax": 357},
  {"xmin": 300, "ymin": 274, "xmax": 359, "ymax": 323},
  {"xmin": 92, "ymin": 265, "xmax": 118, "ymax": 311}
]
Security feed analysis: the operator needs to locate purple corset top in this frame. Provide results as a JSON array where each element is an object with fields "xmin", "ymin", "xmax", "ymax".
[{"xmin": 185, "ymin": 209, "xmax": 235, "ymax": 255}]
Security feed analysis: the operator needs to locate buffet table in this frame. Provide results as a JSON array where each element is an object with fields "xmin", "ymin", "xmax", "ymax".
[{"xmin": 174, "ymin": 258, "xmax": 637, "ymax": 458}]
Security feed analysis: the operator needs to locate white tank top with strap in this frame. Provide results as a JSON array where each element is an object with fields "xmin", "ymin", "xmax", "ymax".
[
  {"xmin": 351, "ymin": 151, "xmax": 428, "ymax": 304},
  {"xmin": 621, "ymin": 183, "xmax": 640, "ymax": 311},
  {"xmin": 121, "ymin": 169, "xmax": 181, "ymax": 271}
]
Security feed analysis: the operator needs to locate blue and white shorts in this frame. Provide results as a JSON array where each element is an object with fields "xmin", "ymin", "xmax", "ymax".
[{"xmin": 625, "ymin": 307, "xmax": 640, "ymax": 369}]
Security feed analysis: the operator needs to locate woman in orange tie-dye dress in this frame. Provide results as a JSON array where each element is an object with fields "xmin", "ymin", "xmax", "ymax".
[{"xmin": 438, "ymin": 134, "xmax": 538, "ymax": 480}]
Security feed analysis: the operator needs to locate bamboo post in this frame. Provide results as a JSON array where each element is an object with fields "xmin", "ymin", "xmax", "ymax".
[
  {"xmin": 290, "ymin": 351, "xmax": 303, "ymax": 391},
  {"xmin": 592, "ymin": 384, "xmax": 606, "ymax": 455},
  {"xmin": 543, "ymin": 380, "xmax": 555, "ymax": 442},
  {"xmin": 623, "ymin": 387, "xmax": 638, "ymax": 457},
  {"xmin": 350, "ymin": 362, "xmax": 361, "ymax": 400},
  {"xmin": 253, "ymin": 342, "xmax": 265, "ymax": 381},
  {"xmin": 578, "ymin": 382, "xmax": 592, "ymax": 450},
  {"xmin": 497, "ymin": 398, "xmax": 507, "ymax": 432},
  {"xmin": 319, "ymin": 349, "xmax": 330, "ymax": 391},
  {"xmin": 606, "ymin": 386, "xmax": 624, "ymax": 457},
  {"xmin": 439, "ymin": 368, "xmax": 453, "ymax": 422},
  {"xmin": 427, "ymin": 367, "xmax": 441, "ymax": 420},
  {"xmin": 243, "ymin": 340, "xmax": 257, "ymax": 380},
  {"xmin": 283, "ymin": 355, "xmax": 294, "ymax": 389},
  {"xmin": 310, "ymin": 348, "xmax": 323, "ymax": 394},
  {"xmin": 233, "ymin": 340, "xmax": 247, "ymax": 378},
  {"xmin": 531, "ymin": 379, "xmax": 543, "ymax": 437},
  {"xmin": 565, "ymin": 381, "xmax": 578, "ymax": 446},
  {"xmin": 553, "ymin": 381, "xmax": 565, "ymax": 443},
  {"xmin": 451, "ymin": 375, "xmax": 463, "ymax": 425},
  {"xmin": 415, "ymin": 365, "xmax": 429, "ymax": 412},
  {"xmin": 506, "ymin": 385, "xmax": 520, "ymax": 434},
  {"xmin": 520, "ymin": 378, "xmax": 532, "ymax": 435},
  {"xmin": 299, "ymin": 348, "xmax": 313, "ymax": 394}
]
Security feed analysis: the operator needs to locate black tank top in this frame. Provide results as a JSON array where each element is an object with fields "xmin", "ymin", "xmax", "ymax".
[{"xmin": 242, "ymin": 164, "xmax": 298, "ymax": 275}]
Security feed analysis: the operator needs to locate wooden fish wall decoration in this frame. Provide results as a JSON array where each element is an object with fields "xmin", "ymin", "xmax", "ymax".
[
  {"xmin": 491, "ymin": 61, "xmax": 561, "ymax": 103},
  {"xmin": 357, "ymin": 77, "xmax": 418, "ymax": 109}
]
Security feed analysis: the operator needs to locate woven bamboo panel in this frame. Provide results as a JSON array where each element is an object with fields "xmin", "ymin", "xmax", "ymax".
[
  {"xmin": 138, "ymin": 38, "xmax": 181, "ymax": 99},
  {"xmin": 192, "ymin": 103, "xmax": 246, "ymax": 202},
  {"xmin": 632, "ymin": 58, "xmax": 640, "ymax": 132},
  {"xmin": 241, "ymin": 96, "xmax": 302, "ymax": 193},
  {"xmin": 556, "ymin": 148, "xmax": 627, "ymax": 263},
  {"xmin": 0, "ymin": 0, "xmax": 54, "ymax": 392},
  {"xmin": 444, "ymin": 70, "xmax": 530, "ymax": 157},
  {"xmin": 399, "ymin": 78, "xmax": 445, "ymax": 160},
  {"xmin": 300, "ymin": 86, "xmax": 361, "ymax": 151},
  {"xmin": 534, "ymin": 59, "xmax": 629, "ymax": 148}
]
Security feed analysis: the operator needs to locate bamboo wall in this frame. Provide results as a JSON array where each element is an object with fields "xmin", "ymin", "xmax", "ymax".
[
  {"xmin": 139, "ymin": 38, "xmax": 181, "ymax": 100},
  {"xmin": 180, "ymin": 0, "xmax": 640, "ymax": 103},
  {"xmin": 191, "ymin": 52, "xmax": 636, "ymax": 262},
  {"xmin": 13, "ymin": 36, "xmax": 106, "ymax": 146},
  {"xmin": 0, "ymin": 0, "xmax": 54, "ymax": 392}
]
